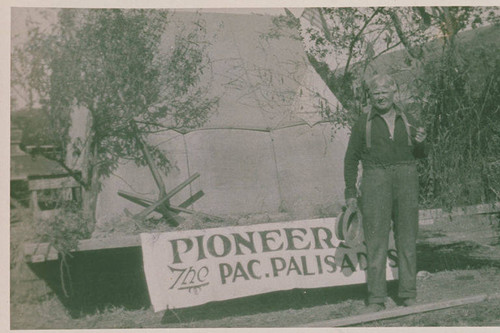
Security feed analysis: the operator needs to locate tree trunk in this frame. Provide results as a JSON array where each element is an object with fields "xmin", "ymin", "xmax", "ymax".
[
  {"xmin": 81, "ymin": 165, "xmax": 100, "ymax": 234},
  {"xmin": 79, "ymin": 111, "xmax": 99, "ymax": 234}
]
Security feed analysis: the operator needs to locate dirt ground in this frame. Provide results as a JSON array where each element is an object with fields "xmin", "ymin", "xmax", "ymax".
[{"xmin": 9, "ymin": 210, "xmax": 500, "ymax": 329}]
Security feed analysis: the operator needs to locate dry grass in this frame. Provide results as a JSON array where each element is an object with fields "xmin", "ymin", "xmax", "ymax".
[{"xmin": 11, "ymin": 266, "xmax": 500, "ymax": 328}]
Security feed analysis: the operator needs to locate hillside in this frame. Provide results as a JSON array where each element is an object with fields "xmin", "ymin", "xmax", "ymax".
[{"xmin": 356, "ymin": 24, "xmax": 500, "ymax": 86}]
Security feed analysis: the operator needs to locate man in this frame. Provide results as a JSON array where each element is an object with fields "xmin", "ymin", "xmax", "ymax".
[{"xmin": 343, "ymin": 73, "xmax": 427, "ymax": 313}]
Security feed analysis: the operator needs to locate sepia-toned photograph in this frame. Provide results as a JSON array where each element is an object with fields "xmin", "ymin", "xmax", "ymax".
[{"xmin": 9, "ymin": 3, "xmax": 500, "ymax": 329}]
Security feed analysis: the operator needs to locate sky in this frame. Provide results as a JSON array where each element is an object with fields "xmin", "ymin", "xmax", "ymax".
[
  {"xmin": 10, "ymin": 7, "xmax": 302, "ymax": 111},
  {"xmin": 11, "ymin": 7, "xmax": 302, "ymax": 49}
]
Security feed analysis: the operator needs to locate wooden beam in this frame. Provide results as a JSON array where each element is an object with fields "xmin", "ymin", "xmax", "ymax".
[
  {"xmin": 418, "ymin": 208, "xmax": 442, "ymax": 220},
  {"xmin": 24, "ymin": 235, "xmax": 141, "ymax": 263},
  {"xmin": 118, "ymin": 190, "xmax": 189, "ymax": 226},
  {"xmin": 179, "ymin": 190, "xmax": 204, "ymax": 208},
  {"xmin": 303, "ymin": 293, "xmax": 500, "ymax": 327},
  {"xmin": 164, "ymin": 172, "xmax": 200, "ymax": 200},
  {"xmin": 76, "ymin": 235, "xmax": 141, "ymax": 251},
  {"xmin": 156, "ymin": 206, "xmax": 182, "ymax": 227},
  {"xmin": 449, "ymin": 202, "xmax": 500, "ymax": 216},
  {"xmin": 134, "ymin": 194, "xmax": 172, "ymax": 220},
  {"xmin": 417, "ymin": 202, "xmax": 500, "ymax": 225},
  {"xmin": 118, "ymin": 191, "xmax": 181, "ymax": 226},
  {"xmin": 133, "ymin": 172, "xmax": 200, "ymax": 220},
  {"xmin": 117, "ymin": 190, "xmax": 154, "ymax": 205},
  {"xmin": 168, "ymin": 205, "xmax": 196, "ymax": 215},
  {"xmin": 169, "ymin": 205, "xmax": 222, "ymax": 221},
  {"xmin": 119, "ymin": 189, "xmax": 204, "ymax": 209},
  {"xmin": 118, "ymin": 195, "xmax": 150, "ymax": 208},
  {"xmin": 24, "ymin": 243, "xmax": 59, "ymax": 263},
  {"xmin": 28, "ymin": 176, "xmax": 80, "ymax": 191},
  {"xmin": 118, "ymin": 191, "xmax": 177, "ymax": 224}
]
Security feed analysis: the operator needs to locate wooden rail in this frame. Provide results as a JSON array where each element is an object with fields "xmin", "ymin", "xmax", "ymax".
[
  {"xmin": 303, "ymin": 292, "xmax": 500, "ymax": 327},
  {"xmin": 418, "ymin": 202, "xmax": 500, "ymax": 225},
  {"xmin": 24, "ymin": 235, "xmax": 141, "ymax": 263}
]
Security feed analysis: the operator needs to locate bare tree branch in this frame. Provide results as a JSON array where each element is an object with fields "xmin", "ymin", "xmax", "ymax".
[
  {"xmin": 386, "ymin": 9, "xmax": 423, "ymax": 60},
  {"xmin": 343, "ymin": 8, "xmax": 382, "ymax": 77}
]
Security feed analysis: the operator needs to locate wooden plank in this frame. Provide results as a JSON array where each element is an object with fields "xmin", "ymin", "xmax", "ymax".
[
  {"xmin": 419, "ymin": 208, "xmax": 442, "ymax": 220},
  {"xmin": 76, "ymin": 235, "xmax": 141, "ymax": 251},
  {"xmin": 135, "ymin": 172, "xmax": 200, "ymax": 223},
  {"xmin": 119, "ymin": 189, "xmax": 204, "ymax": 209},
  {"xmin": 24, "ymin": 235, "xmax": 142, "ymax": 263},
  {"xmin": 419, "ymin": 219, "xmax": 435, "ymax": 226},
  {"xmin": 419, "ymin": 229, "xmax": 498, "ymax": 246},
  {"xmin": 24, "ymin": 243, "xmax": 59, "ymax": 262},
  {"xmin": 118, "ymin": 191, "xmax": 181, "ymax": 226},
  {"xmin": 168, "ymin": 205, "xmax": 196, "ymax": 214},
  {"xmin": 28, "ymin": 177, "xmax": 80, "ymax": 191},
  {"xmin": 118, "ymin": 191, "xmax": 153, "ymax": 208},
  {"xmin": 133, "ymin": 173, "xmax": 200, "ymax": 220},
  {"xmin": 164, "ymin": 172, "xmax": 200, "ymax": 199},
  {"xmin": 303, "ymin": 292, "xmax": 500, "ymax": 327},
  {"xmin": 179, "ymin": 190, "xmax": 204, "ymax": 208},
  {"xmin": 134, "ymin": 194, "xmax": 172, "ymax": 220},
  {"xmin": 169, "ymin": 205, "xmax": 221, "ymax": 221},
  {"xmin": 417, "ymin": 202, "xmax": 500, "ymax": 225},
  {"xmin": 157, "ymin": 206, "xmax": 182, "ymax": 227},
  {"xmin": 450, "ymin": 202, "xmax": 500, "ymax": 216},
  {"xmin": 117, "ymin": 190, "xmax": 154, "ymax": 205}
]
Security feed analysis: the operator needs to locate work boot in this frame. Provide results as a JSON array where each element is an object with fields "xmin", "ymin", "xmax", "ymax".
[
  {"xmin": 402, "ymin": 298, "xmax": 417, "ymax": 307},
  {"xmin": 359, "ymin": 303, "xmax": 385, "ymax": 314}
]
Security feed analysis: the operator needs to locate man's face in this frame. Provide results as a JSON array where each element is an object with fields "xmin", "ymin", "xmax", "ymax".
[{"xmin": 370, "ymin": 86, "xmax": 395, "ymax": 113}]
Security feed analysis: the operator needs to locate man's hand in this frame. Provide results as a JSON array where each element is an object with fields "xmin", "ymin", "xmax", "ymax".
[
  {"xmin": 346, "ymin": 198, "xmax": 358, "ymax": 211},
  {"xmin": 415, "ymin": 127, "xmax": 427, "ymax": 143}
]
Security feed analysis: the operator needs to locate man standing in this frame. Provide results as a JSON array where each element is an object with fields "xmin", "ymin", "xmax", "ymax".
[{"xmin": 344, "ymin": 73, "xmax": 427, "ymax": 313}]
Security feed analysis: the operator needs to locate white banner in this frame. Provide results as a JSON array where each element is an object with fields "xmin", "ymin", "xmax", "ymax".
[{"xmin": 140, "ymin": 218, "xmax": 397, "ymax": 312}]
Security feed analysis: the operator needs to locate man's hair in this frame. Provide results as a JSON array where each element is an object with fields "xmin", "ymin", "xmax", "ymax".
[{"xmin": 366, "ymin": 74, "xmax": 397, "ymax": 92}]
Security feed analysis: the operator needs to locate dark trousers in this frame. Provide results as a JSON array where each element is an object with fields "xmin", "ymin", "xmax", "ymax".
[{"xmin": 360, "ymin": 163, "xmax": 419, "ymax": 304}]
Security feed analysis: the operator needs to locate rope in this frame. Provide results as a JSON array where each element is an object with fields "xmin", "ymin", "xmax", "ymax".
[{"xmin": 136, "ymin": 119, "xmax": 334, "ymax": 135}]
